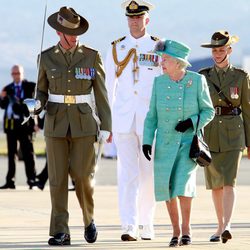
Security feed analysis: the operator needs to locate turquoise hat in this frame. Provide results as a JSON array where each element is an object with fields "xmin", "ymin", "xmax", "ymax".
[{"xmin": 155, "ymin": 40, "xmax": 191, "ymax": 67}]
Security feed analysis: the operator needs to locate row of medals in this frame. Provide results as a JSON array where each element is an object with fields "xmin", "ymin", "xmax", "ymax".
[{"xmin": 75, "ymin": 67, "xmax": 95, "ymax": 80}]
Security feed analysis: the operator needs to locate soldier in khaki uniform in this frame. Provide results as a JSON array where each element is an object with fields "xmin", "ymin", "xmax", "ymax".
[
  {"xmin": 35, "ymin": 7, "xmax": 112, "ymax": 246},
  {"xmin": 199, "ymin": 31, "xmax": 250, "ymax": 244}
]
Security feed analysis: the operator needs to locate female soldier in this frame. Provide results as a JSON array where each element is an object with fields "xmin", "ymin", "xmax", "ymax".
[
  {"xmin": 143, "ymin": 39, "xmax": 214, "ymax": 246},
  {"xmin": 200, "ymin": 31, "xmax": 250, "ymax": 244}
]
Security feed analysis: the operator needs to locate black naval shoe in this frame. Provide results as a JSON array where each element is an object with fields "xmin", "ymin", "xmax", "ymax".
[
  {"xmin": 84, "ymin": 220, "xmax": 98, "ymax": 243},
  {"xmin": 48, "ymin": 233, "xmax": 71, "ymax": 246},
  {"xmin": 0, "ymin": 182, "xmax": 15, "ymax": 189}
]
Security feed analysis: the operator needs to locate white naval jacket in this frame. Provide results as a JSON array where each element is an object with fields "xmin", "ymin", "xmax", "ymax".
[{"xmin": 105, "ymin": 33, "xmax": 161, "ymax": 135}]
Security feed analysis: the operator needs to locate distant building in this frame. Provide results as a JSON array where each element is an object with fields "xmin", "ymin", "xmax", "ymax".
[{"xmin": 189, "ymin": 57, "xmax": 214, "ymax": 72}]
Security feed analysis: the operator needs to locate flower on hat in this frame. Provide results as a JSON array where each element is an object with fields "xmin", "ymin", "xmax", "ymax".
[{"xmin": 154, "ymin": 40, "xmax": 166, "ymax": 53}]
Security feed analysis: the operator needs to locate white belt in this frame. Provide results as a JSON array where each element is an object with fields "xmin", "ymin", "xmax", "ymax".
[
  {"xmin": 48, "ymin": 93, "xmax": 92, "ymax": 104},
  {"xmin": 48, "ymin": 93, "xmax": 101, "ymax": 127}
]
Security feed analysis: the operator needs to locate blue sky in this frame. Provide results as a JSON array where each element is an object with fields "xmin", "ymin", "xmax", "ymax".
[{"xmin": 0, "ymin": 0, "xmax": 250, "ymax": 84}]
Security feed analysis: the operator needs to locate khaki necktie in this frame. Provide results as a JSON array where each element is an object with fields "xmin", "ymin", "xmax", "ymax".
[
  {"xmin": 218, "ymin": 70, "xmax": 225, "ymax": 83},
  {"xmin": 65, "ymin": 51, "xmax": 71, "ymax": 65}
]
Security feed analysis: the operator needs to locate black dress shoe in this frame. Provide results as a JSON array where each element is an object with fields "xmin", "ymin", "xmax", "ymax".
[
  {"xmin": 27, "ymin": 179, "xmax": 37, "ymax": 190},
  {"xmin": 169, "ymin": 236, "xmax": 179, "ymax": 247},
  {"xmin": 210, "ymin": 234, "xmax": 221, "ymax": 242},
  {"xmin": 179, "ymin": 235, "xmax": 192, "ymax": 246},
  {"xmin": 48, "ymin": 233, "xmax": 71, "ymax": 246},
  {"xmin": 0, "ymin": 182, "xmax": 15, "ymax": 189},
  {"xmin": 35, "ymin": 178, "xmax": 45, "ymax": 190},
  {"xmin": 84, "ymin": 220, "xmax": 97, "ymax": 243},
  {"xmin": 221, "ymin": 230, "xmax": 232, "ymax": 244}
]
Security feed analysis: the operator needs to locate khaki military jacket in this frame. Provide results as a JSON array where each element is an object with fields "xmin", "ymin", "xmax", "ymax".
[
  {"xmin": 36, "ymin": 44, "xmax": 111, "ymax": 138},
  {"xmin": 199, "ymin": 65, "xmax": 250, "ymax": 152}
]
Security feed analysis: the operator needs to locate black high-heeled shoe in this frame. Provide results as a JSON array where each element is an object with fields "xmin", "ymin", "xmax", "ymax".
[
  {"xmin": 169, "ymin": 236, "xmax": 179, "ymax": 247},
  {"xmin": 179, "ymin": 235, "xmax": 192, "ymax": 246},
  {"xmin": 210, "ymin": 234, "xmax": 221, "ymax": 242},
  {"xmin": 221, "ymin": 230, "xmax": 232, "ymax": 244}
]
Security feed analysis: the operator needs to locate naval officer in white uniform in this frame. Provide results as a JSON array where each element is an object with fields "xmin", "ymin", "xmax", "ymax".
[{"xmin": 105, "ymin": 0, "xmax": 161, "ymax": 241}]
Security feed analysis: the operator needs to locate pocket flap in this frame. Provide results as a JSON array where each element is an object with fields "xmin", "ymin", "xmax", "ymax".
[
  {"xmin": 77, "ymin": 103, "xmax": 92, "ymax": 114},
  {"xmin": 46, "ymin": 102, "xmax": 59, "ymax": 115}
]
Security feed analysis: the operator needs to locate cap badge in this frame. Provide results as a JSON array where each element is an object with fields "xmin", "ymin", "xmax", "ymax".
[{"xmin": 129, "ymin": 1, "xmax": 139, "ymax": 10}]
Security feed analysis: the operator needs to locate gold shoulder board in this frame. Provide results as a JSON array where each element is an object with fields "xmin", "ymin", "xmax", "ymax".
[
  {"xmin": 150, "ymin": 36, "xmax": 160, "ymax": 41},
  {"xmin": 111, "ymin": 36, "xmax": 126, "ymax": 45}
]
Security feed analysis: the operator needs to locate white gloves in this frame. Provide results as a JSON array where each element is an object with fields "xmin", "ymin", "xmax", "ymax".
[
  {"xmin": 35, "ymin": 100, "xmax": 41, "ymax": 110},
  {"xmin": 98, "ymin": 130, "xmax": 110, "ymax": 143}
]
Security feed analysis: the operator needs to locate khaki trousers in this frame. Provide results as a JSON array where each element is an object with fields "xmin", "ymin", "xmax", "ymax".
[{"xmin": 46, "ymin": 135, "xmax": 96, "ymax": 236}]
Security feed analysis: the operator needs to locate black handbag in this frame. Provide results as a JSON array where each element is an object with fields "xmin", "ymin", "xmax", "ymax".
[{"xmin": 189, "ymin": 115, "xmax": 212, "ymax": 167}]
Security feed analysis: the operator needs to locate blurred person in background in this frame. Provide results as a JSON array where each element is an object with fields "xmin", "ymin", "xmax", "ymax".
[{"xmin": 0, "ymin": 65, "xmax": 37, "ymax": 190}]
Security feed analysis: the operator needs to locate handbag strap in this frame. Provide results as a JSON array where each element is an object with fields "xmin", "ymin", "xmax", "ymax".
[
  {"xmin": 195, "ymin": 114, "xmax": 200, "ymax": 135},
  {"xmin": 195, "ymin": 114, "xmax": 205, "ymax": 138}
]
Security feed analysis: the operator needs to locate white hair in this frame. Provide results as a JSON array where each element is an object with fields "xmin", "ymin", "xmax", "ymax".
[{"xmin": 175, "ymin": 58, "xmax": 189, "ymax": 70}]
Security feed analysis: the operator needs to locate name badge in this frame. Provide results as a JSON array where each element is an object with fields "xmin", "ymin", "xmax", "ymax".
[
  {"xmin": 75, "ymin": 68, "xmax": 96, "ymax": 80},
  {"xmin": 139, "ymin": 53, "xmax": 159, "ymax": 67}
]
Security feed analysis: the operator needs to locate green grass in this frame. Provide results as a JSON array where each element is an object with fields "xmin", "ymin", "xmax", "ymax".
[{"xmin": 0, "ymin": 132, "xmax": 46, "ymax": 156}]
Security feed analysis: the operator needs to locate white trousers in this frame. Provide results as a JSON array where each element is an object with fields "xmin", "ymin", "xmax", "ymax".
[{"xmin": 114, "ymin": 121, "xmax": 155, "ymax": 228}]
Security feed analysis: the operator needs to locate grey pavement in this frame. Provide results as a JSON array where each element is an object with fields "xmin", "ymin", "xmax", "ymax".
[{"xmin": 0, "ymin": 156, "xmax": 249, "ymax": 250}]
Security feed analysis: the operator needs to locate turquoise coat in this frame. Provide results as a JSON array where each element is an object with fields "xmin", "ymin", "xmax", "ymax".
[{"xmin": 143, "ymin": 71, "xmax": 215, "ymax": 201}]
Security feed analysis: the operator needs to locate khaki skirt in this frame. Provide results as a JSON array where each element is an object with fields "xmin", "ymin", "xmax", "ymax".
[{"xmin": 204, "ymin": 150, "xmax": 242, "ymax": 189}]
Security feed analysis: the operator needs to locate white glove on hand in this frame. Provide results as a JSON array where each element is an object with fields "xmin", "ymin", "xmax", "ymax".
[
  {"xmin": 98, "ymin": 130, "xmax": 110, "ymax": 143},
  {"xmin": 35, "ymin": 100, "xmax": 41, "ymax": 110}
]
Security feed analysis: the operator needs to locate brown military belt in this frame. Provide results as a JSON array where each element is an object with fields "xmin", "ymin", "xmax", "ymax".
[{"xmin": 214, "ymin": 106, "xmax": 242, "ymax": 116}]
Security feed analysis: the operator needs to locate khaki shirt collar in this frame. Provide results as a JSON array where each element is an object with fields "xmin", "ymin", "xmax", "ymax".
[
  {"xmin": 58, "ymin": 43, "xmax": 78, "ymax": 57},
  {"xmin": 215, "ymin": 64, "xmax": 231, "ymax": 73}
]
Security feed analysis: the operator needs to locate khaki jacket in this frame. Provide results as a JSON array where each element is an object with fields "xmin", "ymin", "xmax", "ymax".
[
  {"xmin": 36, "ymin": 44, "xmax": 111, "ymax": 138},
  {"xmin": 199, "ymin": 66, "xmax": 250, "ymax": 152}
]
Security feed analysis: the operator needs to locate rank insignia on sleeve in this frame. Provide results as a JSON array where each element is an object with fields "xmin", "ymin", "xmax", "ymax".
[
  {"xmin": 75, "ymin": 67, "xmax": 96, "ymax": 80},
  {"xmin": 230, "ymin": 86, "xmax": 239, "ymax": 99}
]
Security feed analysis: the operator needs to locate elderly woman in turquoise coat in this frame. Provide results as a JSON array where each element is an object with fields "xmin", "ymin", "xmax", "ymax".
[{"xmin": 142, "ymin": 40, "xmax": 215, "ymax": 247}]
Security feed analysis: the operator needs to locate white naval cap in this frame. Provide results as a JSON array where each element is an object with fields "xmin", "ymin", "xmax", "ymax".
[{"xmin": 121, "ymin": 0, "xmax": 155, "ymax": 16}]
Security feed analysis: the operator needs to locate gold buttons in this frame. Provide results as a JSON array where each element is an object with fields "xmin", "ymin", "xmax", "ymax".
[
  {"xmin": 67, "ymin": 104, "xmax": 70, "ymax": 106},
  {"xmin": 68, "ymin": 70, "xmax": 71, "ymax": 73},
  {"xmin": 219, "ymin": 120, "xmax": 222, "ymax": 123},
  {"xmin": 67, "ymin": 90, "xmax": 71, "ymax": 93},
  {"xmin": 68, "ymin": 79, "xmax": 71, "ymax": 83},
  {"xmin": 51, "ymin": 76, "xmax": 54, "ymax": 79}
]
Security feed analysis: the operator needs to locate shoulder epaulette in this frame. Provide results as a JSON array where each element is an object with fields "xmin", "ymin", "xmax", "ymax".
[
  {"xmin": 151, "ymin": 36, "xmax": 160, "ymax": 41},
  {"xmin": 80, "ymin": 44, "xmax": 98, "ymax": 53},
  {"xmin": 198, "ymin": 67, "xmax": 212, "ymax": 74},
  {"xmin": 234, "ymin": 67, "xmax": 249, "ymax": 75},
  {"xmin": 41, "ymin": 46, "xmax": 55, "ymax": 54},
  {"xmin": 111, "ymin": 36, "xmax": 126, "ymax": 45}
]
